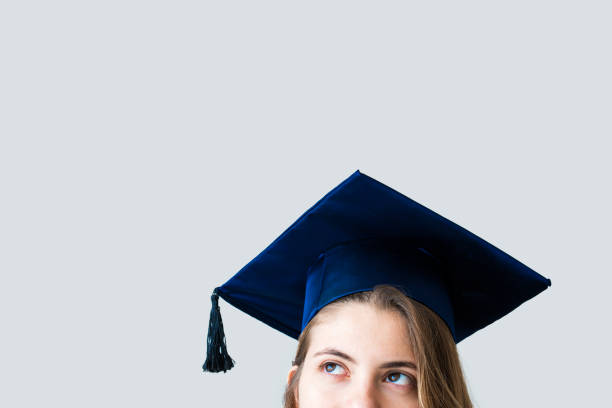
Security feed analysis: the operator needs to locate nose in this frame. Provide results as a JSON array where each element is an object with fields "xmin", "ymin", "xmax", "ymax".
[{"xmin": 346, "ymin": 378, "xmax": 381, "ymax": 408}]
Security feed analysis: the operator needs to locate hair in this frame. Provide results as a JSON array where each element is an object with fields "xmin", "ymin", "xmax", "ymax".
[{"xmin": 282, "ymin": 284, "xmax": 473, "ymax": 408}]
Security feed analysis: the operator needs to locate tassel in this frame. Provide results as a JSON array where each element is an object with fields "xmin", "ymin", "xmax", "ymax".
[{"xmin": 203, "ymin": 288, "xmax": 235, "ymax": 373}]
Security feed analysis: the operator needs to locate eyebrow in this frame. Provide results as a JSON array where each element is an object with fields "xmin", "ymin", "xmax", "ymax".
[{"xmin": 312, "ymin": 347, "xmax": 417, "ymax": 370}]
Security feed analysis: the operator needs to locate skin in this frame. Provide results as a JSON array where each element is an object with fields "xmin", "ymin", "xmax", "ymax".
[{"xmin": 287, "ymin": 302, "xmax": 419, "ymax": 408}]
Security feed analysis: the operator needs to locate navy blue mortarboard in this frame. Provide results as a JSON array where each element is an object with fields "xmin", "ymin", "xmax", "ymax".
[{"xmin": 203, "ymin": 170, "xmax": 551, "ymax": 373}]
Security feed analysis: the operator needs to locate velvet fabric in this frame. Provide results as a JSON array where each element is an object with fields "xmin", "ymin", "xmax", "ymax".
[{"xmin": 213, "ymin": 169, "xmax": 551, "ymax": 343}]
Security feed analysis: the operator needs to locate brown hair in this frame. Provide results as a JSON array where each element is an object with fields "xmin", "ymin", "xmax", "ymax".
[{"xmin": 282, "ymin": 284, "xmax": 473, "ymax": 408}]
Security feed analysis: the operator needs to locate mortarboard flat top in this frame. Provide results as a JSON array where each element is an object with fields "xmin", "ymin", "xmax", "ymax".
[{"xmin": 204, "ymin": 169, "xmax": 551, "ymax": 372}]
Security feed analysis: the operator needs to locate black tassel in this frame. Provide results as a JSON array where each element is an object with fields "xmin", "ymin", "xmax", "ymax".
[{"xmin": 203, "ymin": 288, "xmax": 235, "ymax": 373}]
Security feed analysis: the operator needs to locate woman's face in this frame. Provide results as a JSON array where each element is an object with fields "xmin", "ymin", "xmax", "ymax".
[{"xmin": 287, "ymin": 302, "xmax": 419, "ymax": 408}]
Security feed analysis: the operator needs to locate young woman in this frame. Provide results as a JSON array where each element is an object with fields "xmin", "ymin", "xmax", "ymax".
[
  {"xmin": 203, "ymin": 170, "xmax": 551, "ymax": 408},
  {"xmin": 283, "ymin": 285, "xmax": 472, "ymax": 408}
]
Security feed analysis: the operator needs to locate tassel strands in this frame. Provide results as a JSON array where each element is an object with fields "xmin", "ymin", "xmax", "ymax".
[{"xmin": 202, "ymin": 288, "xmax": 235, "ymax": 373}]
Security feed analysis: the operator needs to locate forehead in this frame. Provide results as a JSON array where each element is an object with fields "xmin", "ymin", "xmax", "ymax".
[{"xmin": 306, "ymin": 302, "xmax": 415, "ymax": 361}]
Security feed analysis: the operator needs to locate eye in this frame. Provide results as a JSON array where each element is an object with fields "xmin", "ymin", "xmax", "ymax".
[
  {"xmin": 321, "ymin": 362, "xmax": 346, "ymax": 376},
  {"xmin": 385, "ymin": 372, "xmax": 412, "ymax": 385}
]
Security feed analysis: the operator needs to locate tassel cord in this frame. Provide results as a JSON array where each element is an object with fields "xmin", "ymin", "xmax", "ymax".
[{"xmin": 203, "ymin": 288, "xmax": 235, "ymax": 373}]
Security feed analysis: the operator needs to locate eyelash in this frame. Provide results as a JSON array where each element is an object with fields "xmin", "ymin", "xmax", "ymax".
[{"xmin": 319, "ymin": 361, "xmax": 416, "ymax": 387}]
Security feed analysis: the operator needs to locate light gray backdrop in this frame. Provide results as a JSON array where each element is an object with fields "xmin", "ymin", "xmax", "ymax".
[{"xmin": 1, "ymin": 1, "xmax": 610, "ymax": 406}]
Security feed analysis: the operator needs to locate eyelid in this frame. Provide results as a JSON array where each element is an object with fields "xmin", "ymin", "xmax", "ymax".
[
  {"xmin": 320, "ymin": 361, "xmax": 348, "ymax": 376},
  {"xmin": 385, "ymin": 371, "xmax": 417, "ymax": 386},
  {"xmin": 319, "ymin": 362, "xmax": 417, "ymax": 387}
]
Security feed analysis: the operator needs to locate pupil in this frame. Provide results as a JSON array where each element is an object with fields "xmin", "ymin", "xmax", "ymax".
[
  {"xmin": 389, "ymin": 373, "xmax": 398, "ymax": 381},
  {"xmin": 326, "ymin": 364, "xmax": 335, "ymax": 372}
]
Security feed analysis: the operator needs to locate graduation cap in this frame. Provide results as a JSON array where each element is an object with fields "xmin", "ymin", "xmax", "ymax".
[{"xmin": 203, "ymin": 170, "xmax": 551, "ymax": 373}]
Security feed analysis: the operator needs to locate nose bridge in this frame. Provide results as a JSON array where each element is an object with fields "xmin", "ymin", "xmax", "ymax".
[{"xmin": 346, "ymin": 371, "xmax": 380, "ymax": 408}]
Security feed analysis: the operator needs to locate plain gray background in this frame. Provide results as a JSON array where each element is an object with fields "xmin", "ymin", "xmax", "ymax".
[{"xmin": 1, "ymin": 1, "xmax": 610, "ymax": 406}]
